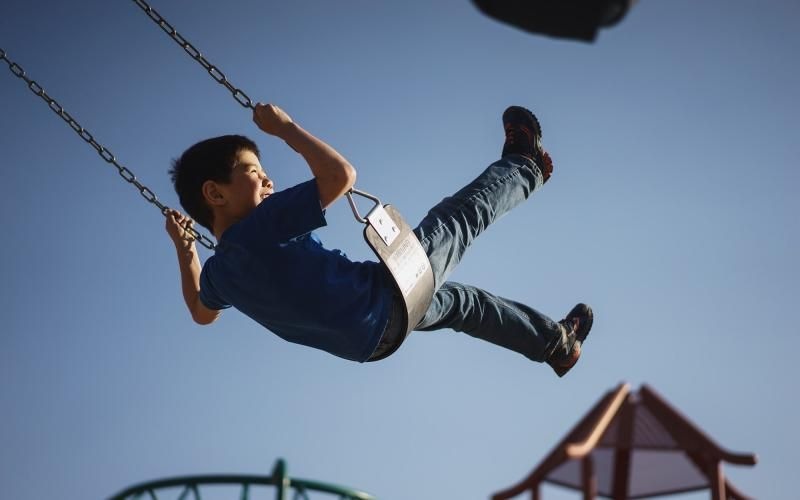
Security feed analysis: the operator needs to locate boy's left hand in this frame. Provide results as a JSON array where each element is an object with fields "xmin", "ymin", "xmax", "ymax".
[{"xmin": 165, "ymin": 209, "xmax": 196, "ymax": 247}]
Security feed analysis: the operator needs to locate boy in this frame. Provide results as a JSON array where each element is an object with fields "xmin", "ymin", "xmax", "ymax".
[{"xmin": 166, "ymin": 103, "xmax": 593, "ymax": 376}]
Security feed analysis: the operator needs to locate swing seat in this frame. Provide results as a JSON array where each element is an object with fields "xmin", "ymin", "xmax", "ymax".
[{"xmin": 360, "ymin": 202, "xmax": 435, "ymax": 361}]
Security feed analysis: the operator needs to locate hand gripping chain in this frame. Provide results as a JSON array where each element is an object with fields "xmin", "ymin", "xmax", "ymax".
[{"xmin": 0, "ymin": 48, "xmax": 216, "ymax": 250}]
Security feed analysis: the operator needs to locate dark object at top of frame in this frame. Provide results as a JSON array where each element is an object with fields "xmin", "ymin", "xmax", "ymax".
[{"xmin": 473, "ymin": 0, "xmax": 637, "ymax": 42}]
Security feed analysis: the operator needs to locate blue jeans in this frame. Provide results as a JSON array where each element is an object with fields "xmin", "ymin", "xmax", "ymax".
[{"xmin": 410, "ymin": 155, "xmax": 562, "ymax": 362}]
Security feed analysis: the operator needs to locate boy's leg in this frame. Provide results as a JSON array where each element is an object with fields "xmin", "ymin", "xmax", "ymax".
[
  {"xmin": 412, "ymin": 106, "xmax": 549, "ymax": 289},
  {"xmin": 416, "ymin": 282, "xmax": 594, "ymax": 375},
  {"xmin": 408, "ymin": 107, "xmax": 594, "ymax": 374},
  {"xmin": 415, "ymin": 281, "xmax": 563, "ymax": 362},
  {"xmin": 413, "ymin": 153, "xmax": 542, "ymax": 289}
]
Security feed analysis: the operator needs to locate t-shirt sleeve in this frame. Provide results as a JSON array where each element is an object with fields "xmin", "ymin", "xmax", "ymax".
[
  {"xmin": 198, "ymin": 262, "xmax": 232, "ymax": 310},
  {"xmin": 245, "ymin": 179, "xmax": 327, "ymax": 243}
]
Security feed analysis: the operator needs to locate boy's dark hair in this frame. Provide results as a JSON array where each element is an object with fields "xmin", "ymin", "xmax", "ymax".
[{"xmin": 169, "ymin": 135, "xmax": 260, "ymax": 232}]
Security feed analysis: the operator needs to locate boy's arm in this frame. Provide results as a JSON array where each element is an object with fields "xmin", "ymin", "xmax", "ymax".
[
  {"xmin": 253, "ymin": 103, "xmax": 356, "ymax": 209},
  {"xmin": 166, "ymin": 210, "xmax": 221, "ymax": 325}
]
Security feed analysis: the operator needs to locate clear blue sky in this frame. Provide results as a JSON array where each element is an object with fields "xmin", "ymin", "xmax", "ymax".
[{"xmin": 2, "ymin": 1, "xmax": 798, "ymax": 499}]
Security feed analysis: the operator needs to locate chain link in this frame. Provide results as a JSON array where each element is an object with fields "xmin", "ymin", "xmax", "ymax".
[
  {"xmin": 131, "ymin": 0, "xmax": 255, "ymax": 109},
  {"xmin": 0, "ymin": 48, "xmax": 216, "ymax": 250}
]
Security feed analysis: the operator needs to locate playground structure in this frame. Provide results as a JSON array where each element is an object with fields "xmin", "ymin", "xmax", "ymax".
[
  {"xmin": 107, "ymin": 458, "xmax": 375, "ymax": 500},
  {"xmin": 491, "ymin": 383, "xmax": 757, "ymax": 499},
  {"xmin": 108, "ymin": 384, "xmax": 756, "ymax": 500}
]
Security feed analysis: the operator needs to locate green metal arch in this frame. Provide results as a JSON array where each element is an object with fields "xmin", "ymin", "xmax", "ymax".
[{"xmin": 107, "ymin": 459, "xmax": 376, "ymax": 500}]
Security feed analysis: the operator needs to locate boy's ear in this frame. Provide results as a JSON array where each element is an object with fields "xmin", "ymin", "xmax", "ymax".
[{"xmin": 202, "ymin": 180, "xmax": 226, "ymax": 207}]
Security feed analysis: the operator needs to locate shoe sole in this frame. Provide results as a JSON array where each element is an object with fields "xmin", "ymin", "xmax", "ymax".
[
  {"xmin": 553, "ymin": 304, "xmax": 593, "ymax": 378},
  {"xmin": 505, "ymin": 106, "xmax": 542, "ymax": 142},
  {"xmin": 503, "ymin": 106, "xmax": 545, "ymax": 163},
  {"xmin": 569, "ymin": 303, "xmax": 593, "ymax": 343}
]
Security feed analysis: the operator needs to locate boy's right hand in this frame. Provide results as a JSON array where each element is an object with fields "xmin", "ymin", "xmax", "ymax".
[
  {"xmin": 165, "ymin": 209, "xmax": 196, "ymax": 248},
  {"xmin": 252, "ymin": 103, "xmax": 294, "ymax": 138}
]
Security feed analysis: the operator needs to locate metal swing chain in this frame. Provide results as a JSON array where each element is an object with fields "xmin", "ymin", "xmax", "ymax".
[
  {"xmin": 0, "ymin": 48, "xmax": 216, "ymax": 250},
  {"xmin": 130, "ymin": 0, "xmax": 375, "ymax": 225},
  {"xmin": 131, "ymin": 0, "xmax": 255, "ymax": 110}
]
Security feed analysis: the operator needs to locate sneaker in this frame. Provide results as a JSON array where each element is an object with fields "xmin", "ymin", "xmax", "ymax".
[
  {"xmin": 501, "ymin": 106, "xmax": 553, "ymax": 182},
  {"xmin": 547, "ymin": 303, "xmax": 593, "ymax": 377}
]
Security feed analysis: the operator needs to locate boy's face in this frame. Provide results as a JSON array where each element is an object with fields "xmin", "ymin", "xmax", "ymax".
[{"xmin": 216, "ymin": 149, "xmax": 274, "ymax": 220}]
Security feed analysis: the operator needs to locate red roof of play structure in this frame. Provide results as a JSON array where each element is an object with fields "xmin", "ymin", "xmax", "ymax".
[{"xmin": 492, "ymin": 383, "xmax": 757, "ymax": 499}]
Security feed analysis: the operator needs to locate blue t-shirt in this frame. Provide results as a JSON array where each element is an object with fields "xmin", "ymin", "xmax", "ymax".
[{"xmin": 199, "ymin": 179, "xmax": 393, "ymax": 362}]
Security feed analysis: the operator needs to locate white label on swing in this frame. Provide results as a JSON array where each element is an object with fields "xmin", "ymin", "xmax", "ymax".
[
  {"xmin": 387, "ymin": 234, "xmax": 429, "ymax": 297},
  {"xmin": 366, "ymin": 205, "xmax": 400, "ymax": 246}
]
